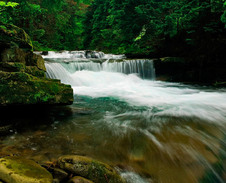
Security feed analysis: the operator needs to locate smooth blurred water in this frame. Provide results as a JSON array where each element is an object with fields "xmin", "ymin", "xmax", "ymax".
[{"xmin": 1, "ymin": 52, "xmax": 226, "ymax": 183}]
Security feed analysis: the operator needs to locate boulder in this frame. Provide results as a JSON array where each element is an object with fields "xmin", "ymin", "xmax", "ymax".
[
  {"xmin": 68, "ymin": 176, "xmax": 94, "ymax": 183},
  {"xmin": 26, "ymin": 52, "xmax": 46, "ymax": 71},
  {"xmin": 42, "ymin": 165, "xmax": 68, "ymax": 182},
  {"xmin": 0, "ymin": 23, "xmax": 33, "ymax": 51},
  {"xmin": 25, "ymin": 66, "xmax": 45, "ymax": 78},
  {"xmin": 0, "ymin": 62, "xmax": 25, "ymax": 72},
  {"xmin": 0, "ymin": 156, "xmax": 53, "ymax": 183},
  {"xmin": 153, "ymin": 57, "xmax": 188, "ymax": 82},
  {"xmin": 1, "ymin": 48, "xmax": 27, "ymax": 64},
  {"xmin": 58, "ymin": 155, "xmax": 126, "ymax": 183},
  {"xmin": 1, "ymin": 48, "xmax": 46, "ymax": 71},
  {"xmin": 0, "ymin": 72, "xmax": 73, "ymax": 106},
  {"xmin": 0, "ymin": 23, "xmax": 74, "ymax": 106}
]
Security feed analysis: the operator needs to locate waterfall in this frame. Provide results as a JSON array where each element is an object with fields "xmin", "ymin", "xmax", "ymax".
[
  {"xmin": 45, "ymin": 59, "xmax": 155, "ymax": 80},
  {"xmin": 38, "ymin": 50, "xmax": 126, "ymax": 59},
  {"xmin": 102, "ymin": 59, "xmax": 155, "ymax": 79}
]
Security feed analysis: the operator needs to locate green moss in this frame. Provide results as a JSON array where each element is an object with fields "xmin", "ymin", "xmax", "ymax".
[
  {"xmin": 0, "ymin": 71, "xmax": 73, "ymax": 106},
  {"xmin": 0, "ymin": 62, "xmax": 25, "ymax": 72},
  {"xmin": 25, "ymin": 66, "xmax": 45, "ymax": 78},
  {"xmin": 58, "ymin": 155, "xmax": 126, "ymax": 183},
  {"xmin": 0, "ymin": 157, "xmax": 52, "ymax": 183},
  {"xmin": 0, "ymin": 23, "xmax": 33, "ymax": 51}
]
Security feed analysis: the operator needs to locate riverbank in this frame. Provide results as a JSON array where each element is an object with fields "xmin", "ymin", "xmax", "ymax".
[{"xmin": 0, "ymin": 23, "xmax": 73, "ymax": 106}]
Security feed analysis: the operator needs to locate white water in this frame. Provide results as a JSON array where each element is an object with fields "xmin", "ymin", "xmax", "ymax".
[
  {"xmin": 45, "ymin": 61, "xmax": 226, "ymax": 123},
  {"xmin": 40, "ymin": 50, "xmax": 125, "ymax": 59}
]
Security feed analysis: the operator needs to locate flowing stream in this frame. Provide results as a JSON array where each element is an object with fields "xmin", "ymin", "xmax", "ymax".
[{"xmin": 1, "ymin": 51, "xmax": 226, "ymax": 183}]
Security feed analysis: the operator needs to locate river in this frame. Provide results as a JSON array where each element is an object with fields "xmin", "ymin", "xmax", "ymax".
[{"xmin": 1, "ymin": 51, "xmax": 225, "ymax": 183}]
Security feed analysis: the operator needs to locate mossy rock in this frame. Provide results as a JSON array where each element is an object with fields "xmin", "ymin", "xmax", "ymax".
[
  {"xmin": 68, "ymin": 176, "xmax": 94, "ymax": 183},
  {"xmin": 0, "ymin": 62, "xmax": 25, "ymax": 72},
  {"xmin": 160, "ymin": 57, "xmax": 186, "ymax": 63},
  {"xmin": 0, "ymin": 156, "xmax": 53, "ymax": 183},
  {"xmin": 1, "ymin": 48, "xmax": 27, "ymax": 64},
  {"xmin": 0, "ymin": 72, "xmax": 73, "ymax": 106},
  {"xmin": 57, "ymin": 155, "xmax": 126, "ymax": 183},
  {"xmin": 26, "ymin": 52, "xmax": 46, "ymax": 71},
  {"xmin": 1, "ymin": 48, "xmax": 46, "ymax": 72},
  {"xmin": 25, "ymin": 66, "xmax": 45, "ymax": 78},
  {"xmin": 0, "ymin": 23, "xmax": 33, "ymax": 51}
]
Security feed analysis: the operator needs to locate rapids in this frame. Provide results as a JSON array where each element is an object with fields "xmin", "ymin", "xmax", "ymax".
[{"xmin": 1, "ymin": 51, "xmax": 225, "ymax": 183}]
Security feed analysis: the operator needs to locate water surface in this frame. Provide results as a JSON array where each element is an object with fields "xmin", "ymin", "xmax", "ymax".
[{"xmin": 1, "ymin": 51, "xmax": 225, "ymax": 183}]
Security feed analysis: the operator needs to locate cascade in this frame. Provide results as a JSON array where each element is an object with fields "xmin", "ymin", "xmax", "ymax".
[
  {"xmin": 38, "ymin": 50, "xmax": 126, "ymax": 59},
  {"xmin": 102, "ymin": 59, "xmax": 155, "ymax": 79},
  {"xmin": 44, "ymin": 51, "xmax": 156, "ymax": 80}
]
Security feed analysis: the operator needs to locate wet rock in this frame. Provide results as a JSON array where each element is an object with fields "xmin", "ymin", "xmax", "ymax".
[
  {"xmin": 0, "ymin": 156, "xmax": 53, "ymax": 183},
  {"xmin": 58, "ymin": 155, "xmax": 126, "ymax": 183},
  {"xmin": 0, "ymin": 124, "xmax": 13, "ymax": 135},
  {"xmin": 42, "ymin": 165, "xmax": 68, "ymax": 182},
  {"xmin": 153, "ymin": 57, "xmax": 188, "ymax": 82},
  {"xmin": 41, "ymin": 51, "xmax": 48, "ymax": 55},
  {"xmin": 68, "ymin": 176, "xmax": 94, "ymax": 183},
  {"xmin": 0, "ymin": 72, "xmax": 73, "ymax": 106}
]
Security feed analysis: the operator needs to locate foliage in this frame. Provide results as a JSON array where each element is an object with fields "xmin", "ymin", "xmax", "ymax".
[
  {"xmin": 0, "ymin": 0, "xmax": 225, "ymax": 56},
  {"xmin": 0, "ymin": 0, "xmax": 92, "ymax": 50},
  {"xmin": 0, "ymin": 1, "xmax": 19, "ymax": 23},
  {"xmin": 83, "ymin": 0, "xmax": 226, "ymax": 55}
]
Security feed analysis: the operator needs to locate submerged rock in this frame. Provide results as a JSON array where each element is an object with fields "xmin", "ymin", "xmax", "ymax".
[
  {"xmin": 58, "ymin": 155, "xmax": 126, "ymax": 183},
  {"xmin": 68, "ymin": 176, "xmax": 94, "ymax": 183},
  {"xmin": 0, "ymin": 156, "xmax": 53, "ymax": 183},
  {"xmin": 42, "ymin": 165, "xmax": 68, "ymax": 182}
]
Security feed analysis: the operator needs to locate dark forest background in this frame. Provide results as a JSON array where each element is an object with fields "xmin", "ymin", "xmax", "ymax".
[{"xmin": 0, "ymin": 0, "xmax": 225, "ymax": 55}]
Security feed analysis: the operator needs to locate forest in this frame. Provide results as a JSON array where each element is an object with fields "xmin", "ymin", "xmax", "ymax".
[{"xmin": 1, "ymin": 0, "xmax": 225, "ymax": 57}]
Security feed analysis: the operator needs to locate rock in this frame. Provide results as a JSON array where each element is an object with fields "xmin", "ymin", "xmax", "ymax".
[
  {"xmin": 26, "ymin": 52, "xmax": 46, "ymax": 71},
  {"xmin": 41, "ymin": 51, "xmax": 48, "ymax": 55},
  {"xmin": 1, "ymin": 48, "xmax": 46, "ymax": 72},
  {"xmin": 0, "ymin": 156, "xmax": 53, "ymax": 183},
  {"xmin": 0, "ymin": 72, "xmax": 73, "ymax": 106},
  {"xmin": 153, "ymin": 57, "xmax": 188, "ymax": 82},
  {"xmin": 25, "ymin": 66, "xmax": 45, "ymax": 78},
  {"xmin": 42, "ymin": 165, "xmax": 68, "ymax": 182},
  {"xmin": 0, "ymin": 124, "xmax": 13, "ymax": 135},
  {"xmin": 0, "ymin": 23, "xmax": 33, "ymax": 51},
  {"xmin": 0, "ymin": 62, "xmax": 25, "ymax": 72},
  {"xmin": 1, "ymin": 48, "xmax": 27, "ymax": 64},
  {"xmin": 58, "ymin": 155, "xmax": 126, "ymax": 183},
  {"xmin": 0, "ymin": 23, "xmax": 74, "ymax": 106},
  {"xmin": 68, "ymin": 176, "xmax": 94, "ymax": 183}
]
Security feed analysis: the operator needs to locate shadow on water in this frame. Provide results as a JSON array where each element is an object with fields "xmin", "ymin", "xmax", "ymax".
[{"xmin": 0, "ymin": 96, "xmax": 225, "ymax": 183}]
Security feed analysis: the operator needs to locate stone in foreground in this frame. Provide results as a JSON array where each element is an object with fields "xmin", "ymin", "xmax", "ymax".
[
  {"xmin": 68, "ymin": 176, "xmax": 94, "ymax": 183},
  {"xmin": 58, "ymin": 155, "xmax": 126, "ymax": 183},
  {"xmin": 0, "ymin": 157, "xmax": 53, "ymax": 183}
]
